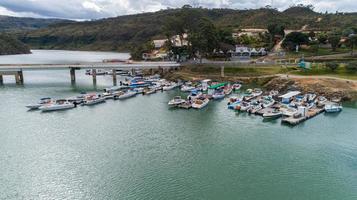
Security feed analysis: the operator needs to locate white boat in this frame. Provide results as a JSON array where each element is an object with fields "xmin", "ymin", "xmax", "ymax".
[
  {"xmin": 83, "ymin": 95, "xmax": 106, "ymax": 105},
  {"xmin": 102, "ymin": 92, "xmax": 115, "ymax": 99},
  {"xmin": 26, "ymin": 97, "xmax": 52, "ymax": 109},
  {"xmin": 192, "ymin": 98, "xmax": 209, "ymax": 109},
  {"xmin": 239, "ymin": 102, "xmax": 252, "ymax": 112},
  {"xmin": 85, "ymin": 69, "xmax": 106, "ymax": 75},
  {"xmin": 168, "ymin": 96, "xmax": 186, "ymax": 106},
  {"xmin": 261, "ymin": 96, "xmax": 275, "ymax": 108},
  {"xmin": 187, "ymin": 91, "xmax": 202, "ymax": 101},
  {"xmin": 232, "ymin": 83, "xmax": 242, "ymax": 91},
  {"xmin": 269, "ymin": 90, "xmax": 279, "ymax": 97},
  {"xmin": 39, "ymin": 99, "xmax": 75, "ymax": 112},
  {"xmin": 133, "ymin": 87, "xmax": 144, "ymax": 94},
  {"xmin": 114, "ymin": 90, "xmax": 137, "ymax": 100},
  {"xmin": 224, "ymin": 87, "xmax": 233, "ymax": 95},
  {"xmin": 163, "ymin": 83, "xmax": 177, "ymax": 91},
  {"xmin": 263, "ymin": 110, "xmax": 283, "ymax": 119},
  {"xmin": 325, "ymin": 103, "xmax": 343, "ymax": 113},
  {"xmin": 252, "ymin": 88, "xmax": 263, "ymax": 97},
  {"xmin": 281, "ymin": 108, "xmax": 298, "ymax": 117},
  {"xmin": 143, "ymin": 88, "xmax": 156, "ymax": 95},
  {"xmin": 181, "ymin": 84, "xmax": 195, "ymax": 92},
  {"xmin": 212, "ymin": 92, "xmax": 225, "ymax": 100}
]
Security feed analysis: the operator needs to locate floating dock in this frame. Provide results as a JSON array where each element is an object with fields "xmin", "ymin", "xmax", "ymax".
[{"xmin": 282, "ymin": 107, "xmax": 325, "ymax": 125}]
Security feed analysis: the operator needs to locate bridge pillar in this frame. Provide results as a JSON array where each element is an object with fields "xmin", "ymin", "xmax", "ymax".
[
  {"xmin": 221, "ymin": 66, "xmax": 225, "ymax": 78},
  {"xmin": 14, "ymin": 71, "xmax": 22, "ymax": 85},
  {"xmin": 0, "ymin": 75, "xmax": 3, "ymax": 84},
  {"xmin": 70, "ymin": 68, "xmax": 76, "ymax": 83},
  {"xmin": 131, "ymin": 68, "xmax": 135, "ymax": 77},
  {"xmin": 150, "ymin": 68, "xmax": 154, "ymax": 75},
  {"xmin": 18, "ymin": 70, "xmax": 24, "ymax": 84},
  {"xmin": 112, "ymin": 69, "xmax": 117, "ymax": 86},
  {"xmin": 92, "ymin": 69, "xmax": 97, "ymax": 85}
]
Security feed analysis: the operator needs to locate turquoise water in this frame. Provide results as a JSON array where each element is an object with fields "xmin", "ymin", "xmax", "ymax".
[{"xmin": 1, "ymin": 52, "xmax": 357, "ymax": 199}]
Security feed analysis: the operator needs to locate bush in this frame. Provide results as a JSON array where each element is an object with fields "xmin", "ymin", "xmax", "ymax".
[
  {"xmin": 325, "ymin": 62, "xmax": 339, "ymax": 71},
  {"xmin": 346, "ymin": 62, "xmax": 357, "ymax": 72}
]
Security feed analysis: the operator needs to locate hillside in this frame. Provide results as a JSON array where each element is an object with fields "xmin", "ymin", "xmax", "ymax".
[
  {"xmin": 0, "ymin": 15, "xmax": 71, "ymax": 32},
  {"xmin": 0, "ymin": 33, "xmax": 30, "ymax": 55},
  {"xmin": 18, "ymin": 7, "xmax": 357, "ymax": 52}
]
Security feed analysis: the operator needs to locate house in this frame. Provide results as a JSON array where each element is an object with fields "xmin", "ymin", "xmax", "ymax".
[
  {"xmin": 231, "ymin": 46, "xmax": 267, "ymax": 57},
  {"xmin": 279, "ymin": 91, "xmax": 301, "ymax": 104},
  {"xmin": 153, "ymin": 39, "xmax": 167, "ymax": 49}
]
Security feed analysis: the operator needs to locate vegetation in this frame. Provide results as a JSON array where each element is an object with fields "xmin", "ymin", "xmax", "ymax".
[
  {"xmin": 326, "ymin": 62, "xmax": 339, "ymax": 71},
  {"xmin": 282, "ymin": 32, "xmax": 309, "ymax": 51},
  {"xmin": 0, "ymin": 15, "xmax": 71, "ymax": 32},
  {"xmin": 0, "ymin": 33, "xmax": 30, "ymax": 55},
  {"xmin": 16, "ymin": 5, "xmax": 357, "ymax": 52}
]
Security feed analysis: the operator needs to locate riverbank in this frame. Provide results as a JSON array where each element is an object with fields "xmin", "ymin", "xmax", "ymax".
[{"xmin": 163, "ymin": 65, "xmax": 357, "ymax": 101}]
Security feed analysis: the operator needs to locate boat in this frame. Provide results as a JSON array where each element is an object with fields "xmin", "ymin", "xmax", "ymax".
[
  {"xmin": 83, "ymin": 94, "xmax": 106, "ymax": 105},
  {"xmin": 261, "ymin": 96, "xmax": 275, "ymax": 108},
  {"xmin": 187, "ymin": 90, "xmax": 202, "ymax": 101},
  {"xmin": 325, "ymin": 103, "xmax": 343, "ymax": 113},
  {"xmin": 239, "ymin": 102, "xmax": 252, "ymax": 112},
  {"xmin": 281, "ymin": 107, "xmax": 298, "ymax": 117},
  {"xmin": 224, "ymin": 86, "xmax": 233, "ymax": 95},
  {"xmin": 192, "ymin": 98, "xmax": 209, "ymax": 109},
  {"xmin": 168, "ymin": 96, "xmax": 186, "ymax": 106},
  {"xmin": 245, "ymin": 89, "xmax": 253, "ymax": 95},
  {"xmin": 232, "ymin": 83, "xmax": 242, "ymax": 91},
  {"xmin": 252, "ymin": 88, "xmax": 263, "ymax": 97},
  {"xmin": 26, "ymin": 97, "xmax": 52, "ymax": 109},
  {"xmin": 85, "ymin": 69, "xmax": 106, "ymax": 76},
  {"xmin": 212, "ymin": 91, "xmax": 225, "ymax": 100},
  {"xmin": 133, "ymin": 87, "xmax": 144, "ymax": 94},
  {"xmin": 269, "ymin": 90, "xmax": 279, "ymax": 97},
  {"xmin": 114, "ymin": 90, "xmax": 137, "ymax": 100},
  {"xmin": 102, "ymin": 92, "xmax": 115, "ymax": 99},
  {"xmin": 143, "ymin": 87, "xmax": 156, "ymax": 95},
  {"xmin": 163, "ymin": 82, "xmax": 177, "ymax": 91},
  {"xmin": 249, "ymin": 104, "xmax": 263, "ymax": 114},
  {"xmin": 39, "ymin": 99, "xmax": 75, "ymax": 112},
  {"xmin": 263, "ymin": 110, "xmax": 283, "ymax": 119},
  {"xmin": 181, "ymin": 83, "xmax": 195, "ymax": 92}
]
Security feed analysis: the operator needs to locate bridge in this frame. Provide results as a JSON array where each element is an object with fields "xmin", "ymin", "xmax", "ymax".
[{"xmin": 0, "ymin": 61, "xmax": 181, "ymax": 85}]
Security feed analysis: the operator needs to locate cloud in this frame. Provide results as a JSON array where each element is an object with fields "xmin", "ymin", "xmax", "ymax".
[{"xmin": 0, "ymin": 0, "xmax": 356, "ymax": 20}]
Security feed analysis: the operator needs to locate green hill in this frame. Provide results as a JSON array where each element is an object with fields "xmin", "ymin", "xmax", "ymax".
[
  {"xmin": 0, "ymin": 33, "xmax": 30, "ymax": 55},
  {"xmin": 17, "ymin": 6, "xmax": 357, "ymax": 52},
  {"xmin": 0, "ymin": 15, "xmax": 71, "ymax": 32}
]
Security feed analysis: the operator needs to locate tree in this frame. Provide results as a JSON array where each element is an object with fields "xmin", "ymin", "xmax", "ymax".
[
  {"xmin": 326, "ymin": 62, "xmax": 339, "ymax": 71},
  {"xmin": 328, "ymin": 32, "xmax": 341, "ymax": 51},
  {"xmin": 130, "ymin": 41, "xmax": 154, "ymax": 60},
  {"xmin": 346, "ymin": 61, "xmax": 357, "ymax": 72},
  {"xmin": 282, "ymin": 32, "xmax": 309, "ymax": 51},
  {"xmin": 309, "ymin": 40, "xmax": 319, "ymax": 55},
  {"xmin": 346, "ymin": 34, "xmax": 357, "ymax": 56},
  {"xmin": 317, "ymin": 32, "xmax": 328, "ymax": 44},
  {"xmin": 267, "ymin": 24, "xmax": 285, "ymax": 49},
  {"xmin": 308, "ymin": 31, "xmax": 316, "ymax": 39}
]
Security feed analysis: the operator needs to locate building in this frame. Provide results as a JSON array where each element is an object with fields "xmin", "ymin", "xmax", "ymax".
[{"xmin": 231, "ymin": 46, "xmax": 267, "ymax": 57}]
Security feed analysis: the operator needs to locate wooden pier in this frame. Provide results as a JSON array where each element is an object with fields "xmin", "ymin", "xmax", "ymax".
[{"xmin": 282, "ymin": 108, "xmax": 325, "ymax": 126}]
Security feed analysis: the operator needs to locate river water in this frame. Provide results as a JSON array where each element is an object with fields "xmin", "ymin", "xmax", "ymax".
[{"xmin": 1, "ymin": 50, "xmax": 357, "ymax": 200}]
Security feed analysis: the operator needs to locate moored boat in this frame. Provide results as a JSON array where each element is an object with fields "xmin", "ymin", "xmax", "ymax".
[
  {"xmin": 168, "ymin": 96, "xmax": 186, "ymax": 106},
  {"xmin": 325, "ymin": 103, "xmax": 343, "ymax": 113},
  {"xmin": 192, "ymin": 98, "xmax": 209, "ymax": 109},
  {"xmin": 83, "ymin": 94, "xmax": 106, "ymax": 105},
  {"xmin": 114, "ymin": 90, "xmax": 137, "ymax": 100},
  {"xmin": 39, "ymin": 99, "xmax": 75, "ymax": 112},
  {"xmin": 263, "ymin": 110, "xmax": 283, "ymax": 119},
  {"xmin": 26, "ymin": 97, "xmax": 52, "ymax": 109}
]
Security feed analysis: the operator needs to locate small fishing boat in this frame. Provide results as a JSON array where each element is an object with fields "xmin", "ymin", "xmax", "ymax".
[
  {"xmin": 252, "ymin": 88, "xmax": 263, "ymax": 97},
  {"xmin": 248, "ymin": 104, "xmax": 263, "ymax": 114},
  {"xmin": 85, "ymin": 69, "xmax": 106, "ymax": 76},
  {"xmin": 232, "ymin": 83, "xmax": 242, "ymax": 91},
  {"xmin": 102, "ymin": 92, "xmax": 115, "ymax": 99},
  {"xmin": 212, "ymin": 91, "xmax": 225, "ymax": 100},
  {"xmin": 192, "ymin": 98, "xmax": 209, "ymax": 109},
  {"xmin": 325, "ymin": 103, "xmax": 343, "ymax": 113},
  {"xmin": 83, "ymin": 94, "xmax": 106, "ymax": 105},
  {"xmin": 163, "ymin": 83, "xmax": 177, "ymax": 91},
  {"xmin": 281, "ymin": 107, "xmax": 298, "ymax": 117},
  {"xmin": 261, "ymin": 96, "xmax": 275, "ymax": 108},
  {"xmin": 245, "ymin": 89, "xmax": 253, "ymax": 95},
  {"xmin": 114, "ymin": 90, "xmax": 137, "ymax": 100},
  {"xmin": 239, "ymin": 102, "xmax": 252, "ymax": 112},
  {"xmin": 143, "ymin": 87, "xmax": 156, "ymax": 95},
  {"xmin": 181, "ymin": 82, "xmax": 195, "ymax": 92},
  {"xmin": 187, "ymin": 90, "xmax": 202, "ymax": 101},
  {"xmin": 39, "ymin": 99, "xmax": 75, "ymax": 112},
  {"xmin": 269, "ymin": 90, "xmax": 279, "ymax": 97},
  {"xmin": 26, "ymin": 97, "xmax": 52, "ymax": 109},
  {"xmin": 263, "ymin": 110, "xmax": 282, "ymax": 119},
  {"xmin": 224, "ymin": 86, "xmax": 233, "ymax": 95},
  {"xmin": 168, "ymin": 96, "xmax": 186, "ymax": 106}
]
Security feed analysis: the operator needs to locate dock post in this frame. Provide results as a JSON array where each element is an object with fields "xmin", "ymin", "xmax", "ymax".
[
  {"xmin": 0, "ymin": 75, "xmax": 3, "ymax": 84},
  {"xmin": 150, "ymin": 68, "xmax": 154, "ymax": 75},
  {"xmin": 92, "ymin": 69, "xmax": 97, "ymax": 85},
  {"xmin": 112, "ymin": 69, "xmax": 117, "ymax": 86},
  {"xmin": 221, "ymin": 66, "xmax": 225, "ymax": 78},
  {"xmin": 131, "ymin": 68, "xmax": 135, "ymax": 76},
  {"xmin": 70, "ymin": 68, "xmax": 76, "ymax": 83}
]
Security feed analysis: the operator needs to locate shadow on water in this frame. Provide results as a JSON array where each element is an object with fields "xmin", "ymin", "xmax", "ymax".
[{"xmin": 262, "ymin": 118, "xmax": 280, "ymax": 124}]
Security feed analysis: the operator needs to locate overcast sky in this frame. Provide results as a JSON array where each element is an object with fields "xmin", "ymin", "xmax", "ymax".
[{"xmin": 0, "ymin": 0, "xmax": 356, "ymax": 20}]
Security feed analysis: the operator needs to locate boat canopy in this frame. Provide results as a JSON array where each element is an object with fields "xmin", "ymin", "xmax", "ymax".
[
  {"xmin": 208, "ymin": 83, "xmax": 227, "ymax": 89},
  {"xmin": 279, "ymin": 91, "xmax": 301, "ymax": 99}
]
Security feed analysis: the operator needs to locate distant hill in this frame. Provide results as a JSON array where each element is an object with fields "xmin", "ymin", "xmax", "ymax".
[
  {"xmin": 0, "ymin": 15, "xmax": 71, "ymax": 32},
  {"xmin": 0, "ymin": 33, "xmax": 30, "ymax": 55},
  {"xmin": 17, "ymin": 6, "xmax": 357, "ymax": 51}
]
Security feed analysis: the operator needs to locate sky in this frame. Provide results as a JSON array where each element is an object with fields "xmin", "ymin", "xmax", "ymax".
[{"xmin": 0, "ymin": 0, "xmax": 356, "ymax": 20}]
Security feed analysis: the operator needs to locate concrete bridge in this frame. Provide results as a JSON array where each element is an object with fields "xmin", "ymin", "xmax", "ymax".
[{"xmin": 0, "ymin": 61, "xmax": 180, "ymax": 85}]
